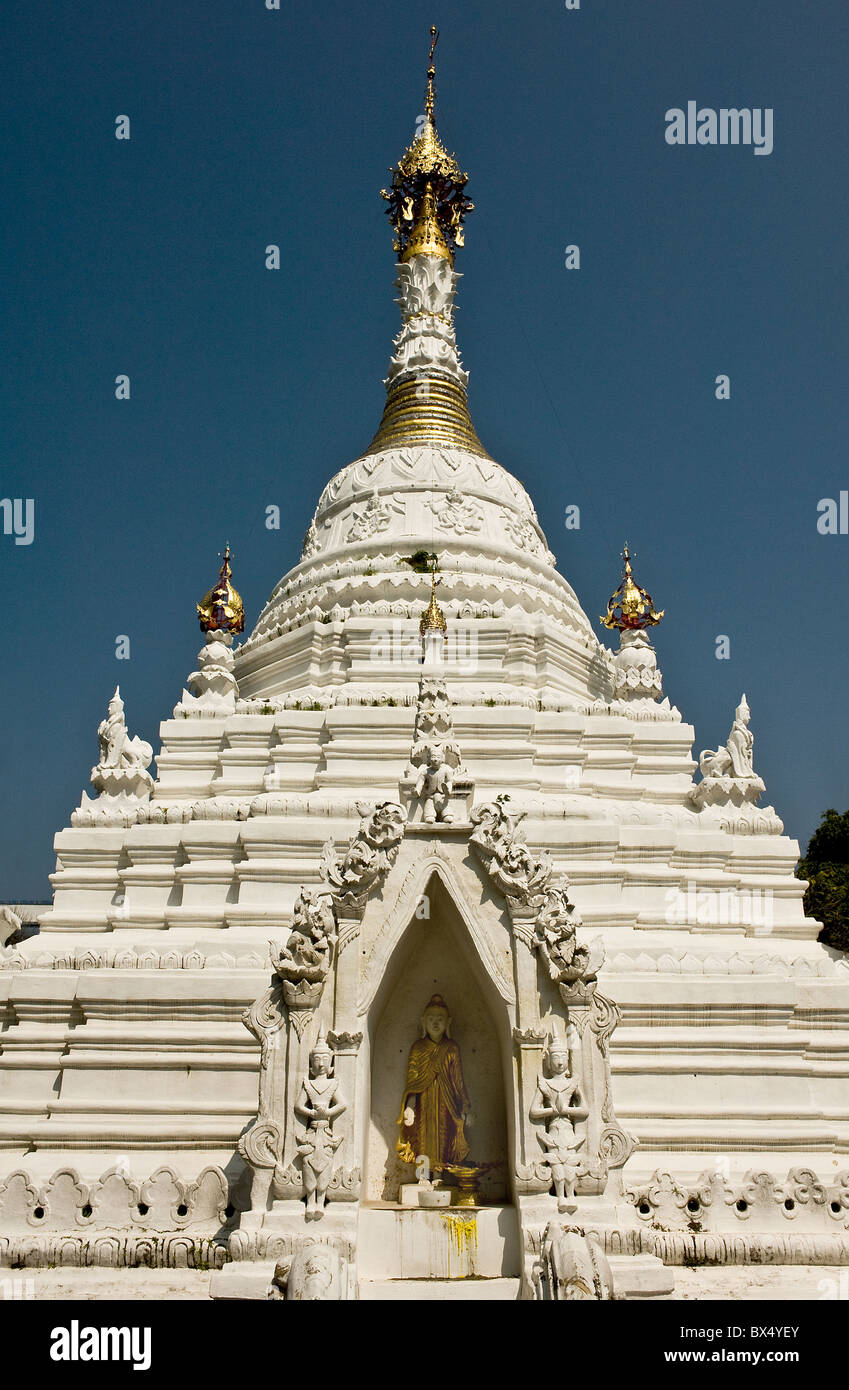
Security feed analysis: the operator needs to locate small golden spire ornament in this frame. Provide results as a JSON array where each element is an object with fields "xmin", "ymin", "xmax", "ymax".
[
  {"xmin": 197, "ymin": 544, "xmax": 245, "ymax": 634},
  {"xmin": 600, "ymin": 546, "xmax": 664, "ymax": 632},
  {"xmin": 380, "ymin": 26, "xmax": 474, "ymax": 263},
  {"xmin": 401, "ymin": 182, "xmax": 452, "ymax": 263},
  {"xmin": 418, "ymin": 562, "xmax": 447, "ymax": 635}
]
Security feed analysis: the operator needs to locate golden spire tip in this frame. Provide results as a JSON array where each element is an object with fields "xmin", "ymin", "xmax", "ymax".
[
  {"xmin": 381, "ymin": 27, "xmax": 472, "ymax": 265},
  {"xmin": 425, "ymin": 26, "xmax": 439, "ymax": 124}
]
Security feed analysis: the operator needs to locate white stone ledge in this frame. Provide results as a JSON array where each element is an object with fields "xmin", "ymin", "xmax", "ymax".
[
  {"xmin": 0, "ymin": 1118, "xmax": 248, "ymax": 1147},
  {"xmin": 623, "ymin": 1121, "xmax": 849, "ymax": 1147},
  {"xmin": 55, "ymin": 1051, "xmax": 257, "ymax": 1070}
]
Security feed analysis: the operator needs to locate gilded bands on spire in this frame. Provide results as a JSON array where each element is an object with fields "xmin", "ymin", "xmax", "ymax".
[{"xmin": 363, "ymin": 374, "xmax": 490, "ymax": 458}]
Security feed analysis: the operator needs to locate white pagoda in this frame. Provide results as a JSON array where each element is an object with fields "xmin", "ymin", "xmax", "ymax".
[{"xmin": 1, "ymin": 31, "xmax": 846, "ymax": 1301}]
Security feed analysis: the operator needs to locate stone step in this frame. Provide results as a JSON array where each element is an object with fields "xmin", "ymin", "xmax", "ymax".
[
  {"xmin": 359, "ymin": 1278, "xmax": 520, "ymax": 1301},
  {"xmin": 357, "ymin": 1204, "xmax": 520, "ymax": 1281}
]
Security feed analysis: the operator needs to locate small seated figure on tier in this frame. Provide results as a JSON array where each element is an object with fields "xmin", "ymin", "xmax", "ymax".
[
  {"xmin": 699, "ymin": 694, "xmax": 756, "ymax": 780},
  {"xmin": 95, "ymin": 687, "xmax": 153, "ymax": 775}
]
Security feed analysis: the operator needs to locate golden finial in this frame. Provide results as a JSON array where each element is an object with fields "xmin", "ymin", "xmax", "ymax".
[
  {"xmin": 400, "ymin": 182, "xmax": 451, "ymax": 262},
  {"xmin": 197, "ymin": 543, "xmax": 245, "ymax": 634},
  {"xmin": 419, "ymin": 566, "xmax": 447, "ymax": 635},
  {"xmin": 600, "ymin": 545, "xmax": 664, "ymax": 631},
  {"xmin": 380, "ymin": 27, "xmax": 474, "ymax": 263}
]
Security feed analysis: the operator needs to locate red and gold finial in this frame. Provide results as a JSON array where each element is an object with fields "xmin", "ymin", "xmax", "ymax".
[
  {"xmin": 600, "ymin": 545, "xmax": 664, "ymax": 632},
  {"xmin": 197, "ymin": 543, "xmax": 245, "ymax": 634}
]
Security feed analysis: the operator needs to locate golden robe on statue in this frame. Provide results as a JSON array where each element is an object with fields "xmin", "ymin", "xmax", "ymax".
[{"xmin": 397, "ymin": 1034, "xmax": 471, "ymax": 1171}]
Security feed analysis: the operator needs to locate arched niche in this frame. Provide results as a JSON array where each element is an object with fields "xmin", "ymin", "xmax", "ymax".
[{"xmin": 362, "ymin": 870, "xmax": 512, "ymax": 1204}]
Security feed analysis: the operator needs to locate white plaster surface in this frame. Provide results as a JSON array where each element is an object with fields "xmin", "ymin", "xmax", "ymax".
[
  {"xmin": 359, "ymin": 1277, "xmax": 520, "ymax": 1300},
  {"xmin": 357, "ymin": 1205, "xmax": 520, "ymax": 1280},
  {"xmin": 1, "ymin": 213, "xmax": 844, "ymax": 1302},
  {"xmin": 13, "ymin": 1263, "xmax": 842, "ymax": 1301},
  {"xmin": 5, "ymin": 1268, "xmax": 213, "ymax": 1300}
]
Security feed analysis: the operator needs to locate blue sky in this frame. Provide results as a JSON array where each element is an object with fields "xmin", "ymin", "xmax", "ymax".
[{"xmin": 2, "ymin": 0, "xmax": 847, "ymax": 899}]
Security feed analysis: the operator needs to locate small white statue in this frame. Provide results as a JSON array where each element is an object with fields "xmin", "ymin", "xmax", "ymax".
[
  {"xmin": 95, "ymin": 687, "xmax": 153, "ymax": 775},
  {"xmin": 413, "ymin": 742, "xmax": 456, "ymax": 824},
  {"xmin": 0, "ymin": 906, "xmax": 22, "ymax": 949},
  {"xmin": 405, "ymin": 667, "xmax": 468, "ymax": 824},
  {"xmin": 530, "ymin": 1026, "xmax": 588, "ymax": 1214},
  {"xmin": 72, "ymin": 686, "xmax": 154, "ymax": 823},
  {"xmin": 294, "ymin": 1030, "xmax": 346, "ymax": 1221},
  {"xmin": 699, "ymin": 694, "xmax": 755, "ymax": 780}
]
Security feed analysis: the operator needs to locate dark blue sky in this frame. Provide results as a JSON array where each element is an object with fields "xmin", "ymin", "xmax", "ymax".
[{"xmin": 2, "ymin": 0, "xmax": 847, "ymax": 899}]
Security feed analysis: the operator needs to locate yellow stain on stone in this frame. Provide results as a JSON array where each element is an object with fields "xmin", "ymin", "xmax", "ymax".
[{"xmin": 439, "ymin": 1209, "xmax": 478, "ymax": 1276}]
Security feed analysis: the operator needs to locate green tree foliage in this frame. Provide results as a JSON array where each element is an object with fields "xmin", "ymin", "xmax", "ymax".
[
  {"xmin": 796, "ymin": 808, "xmax": 849, "ymax": 952},
  {"xmin": 399, "ymin": 551, "xmax": 439, "ymax": 575}
]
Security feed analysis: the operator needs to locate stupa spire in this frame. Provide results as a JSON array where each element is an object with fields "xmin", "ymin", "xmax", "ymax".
[
  {"xmin": 365, "ymin": 27, "xmax": 488, "ymax": 459},
  {"xmin": 601, "ymin": 545, "xmax": 666, "ymax": 706},
  {"xmin": 178, "ymin": 545, "xmax": 243, "ymax": 717},
  {"xmin": 380, "ymin": 26, "xmax": 473, "ymax": 265},
  {"xmin": 425, "ymin": 23, "xmax": 437, "ymax": 124}
]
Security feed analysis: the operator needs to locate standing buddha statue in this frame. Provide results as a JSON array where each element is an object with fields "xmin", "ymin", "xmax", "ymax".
[{"xmin": 397, "ymin": 994, "xmax": 472, "ymax": 1179}]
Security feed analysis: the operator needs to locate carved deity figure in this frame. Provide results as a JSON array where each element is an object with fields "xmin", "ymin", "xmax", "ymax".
[
  {"xmin": 413, "ymin": 742, "xmax": 456, "ymax": 823},
  {"xmin": 96, "ymin": 687, "xmax": 152, "ymax": 773},
  {"xmin": 294, "ymin": 1031, "xmax": 346, "ymax": 1221},
  {"xmin": 322, "ymin": 802, "xmax": 406, "ymax": 908},
  {"xmin": 699, "ymin": 694, "xmax": 755, "ymax": 780},
  {"xmin": 470, "ymin": 799, "xmax": 603, "ymax": 987},
  {"xmin": 530, "ymin": 1028, "xmax": 587, "ymax": 1213},
  {"xmin": 428, "ymin": 488, "xmax": 483, "ymax": 536},
  {"xmin": 397, "ymin": 995, "xmax": 472, "ymax": 1179},
  {"xmin": 275, "ymin": 888, "xmax": 337, "ymax": 984},
  {"xmin": 406, "ymin": 674, "xmax": 467, "ymax": 823},
  {"xmin": 346, "ymin": 488, "xmax": 401, "ymax": 543}
]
